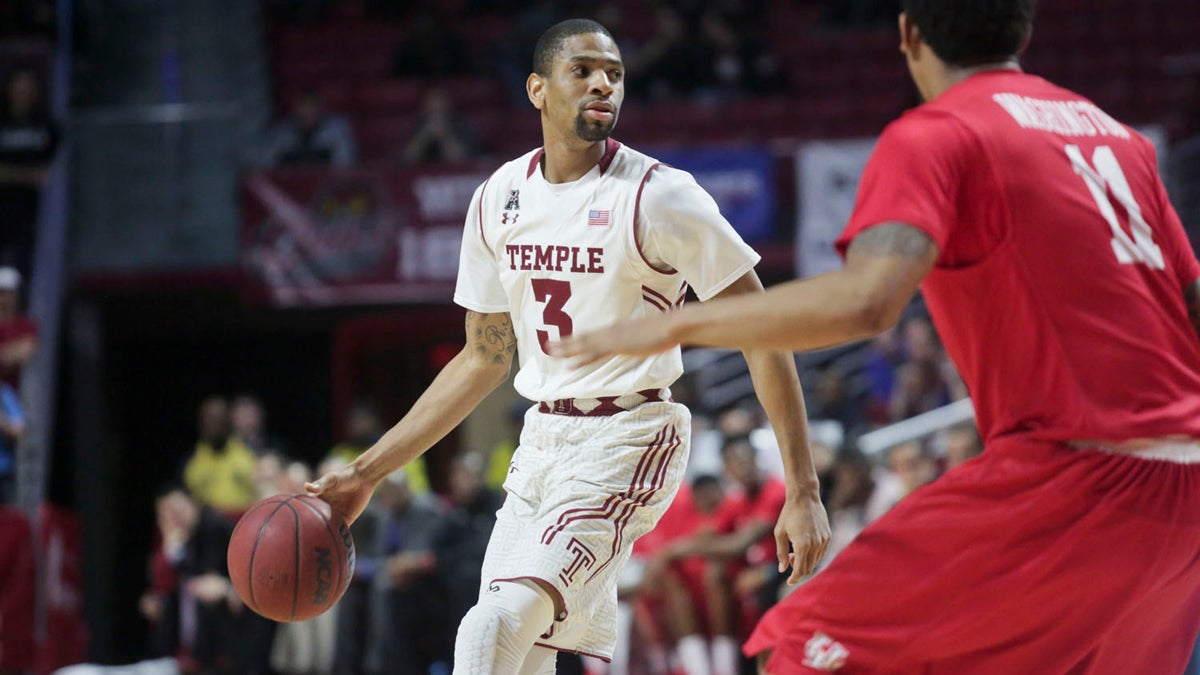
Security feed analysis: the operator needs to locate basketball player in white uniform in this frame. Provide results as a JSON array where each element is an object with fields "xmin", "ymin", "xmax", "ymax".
[{"xmin": 308, "ymin": 19, "xmax": 830, "ymax": 674}]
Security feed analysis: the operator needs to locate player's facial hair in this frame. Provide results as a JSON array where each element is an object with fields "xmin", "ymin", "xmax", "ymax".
[{"xmin": 574, "ymin": 112, "xmax": 613, "ymax": 142}]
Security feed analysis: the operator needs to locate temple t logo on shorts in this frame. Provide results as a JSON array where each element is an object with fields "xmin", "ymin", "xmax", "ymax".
[
  {"xmin": 558, "ymin": 537, "xmax": 596, "ymax": 587},
  {"xmin": 802, "ymin": 632, "xmax": 849, "ymax": 671}
]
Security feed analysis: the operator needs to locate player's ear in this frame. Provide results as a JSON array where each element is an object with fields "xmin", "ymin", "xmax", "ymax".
[
  {"xmin": 898, "ymin": 12, "xmax": 921, "ymax": 58},
  {"xmin": 527, "ymin": 73, "xmax": 545, "ymax": 111}
]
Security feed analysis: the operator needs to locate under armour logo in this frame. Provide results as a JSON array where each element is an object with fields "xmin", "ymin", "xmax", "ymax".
[
  {"xmin": 501, "ymin": 212, "xmax": 519, "ymax": 225},
  {"xmin": 505, "ymin": 189, "xmax": 520, "ymax": 211},
  {"xmin": 802, "ymin": 632, "xmax": 849, "ymax": 671}
]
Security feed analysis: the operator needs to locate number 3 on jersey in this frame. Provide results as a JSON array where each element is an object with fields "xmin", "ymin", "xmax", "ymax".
[
  {"xmin": 1065, "ymin": 144, "xmax": 1164, "ymax": 270},
  {"xmin": 533, "ymin": 279, "xmax": 573, "ymax": 354}
]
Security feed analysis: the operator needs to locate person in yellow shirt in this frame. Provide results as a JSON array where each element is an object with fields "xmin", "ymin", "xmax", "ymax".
[
  {"xmin": 328, "ymin": 401, "xmax": 430, "ymax": 495},
  {"xmin": 182, "ymin": 396, "xmax": 257, "ymax": 516}
]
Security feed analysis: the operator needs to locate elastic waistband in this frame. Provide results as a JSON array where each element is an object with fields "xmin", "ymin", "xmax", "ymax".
[
  {"xmin": 1070, "ymin": 440, "xmax": 1200, "ymax": 464},
  {"xmin": 538, "ymin": 388, "xmax": 671, "ymax": 417}
]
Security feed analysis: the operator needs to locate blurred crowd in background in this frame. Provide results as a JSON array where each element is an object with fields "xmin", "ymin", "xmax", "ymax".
[{"xmin": 0, "ymin": 0, "xmax": 1197, "ymax": 673}]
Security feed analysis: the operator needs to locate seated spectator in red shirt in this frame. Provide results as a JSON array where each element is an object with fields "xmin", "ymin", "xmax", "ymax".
[
  {"xmin": 0, "ymin": 267, "xmax": 35, "ymax": 389},
  {"xmin": 648, "ymin": 438, "xmax": 788, "ymax": 675},
  {"xmin": 631, "ymin": 474, "xmax": 725, "ymax": 675}
]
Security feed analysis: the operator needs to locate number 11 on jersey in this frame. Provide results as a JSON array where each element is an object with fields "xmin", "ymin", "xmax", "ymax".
[
  {"xmin": 533, "ymin": 279, "xmax": 573, "ymax": 354},
  {"xmin": 1066, "ymin": 144, "xmax": 1165, "ymax": 270}
]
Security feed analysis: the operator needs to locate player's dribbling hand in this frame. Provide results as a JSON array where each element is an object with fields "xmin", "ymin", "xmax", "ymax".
[
  {"xmin": 548, "ymin": 316, "xmax": 679, "ymax": 366},
  {"xmin": 305, "ymin": 463, "xmax": 375, "ymax": 526},
  {"xmin": 775, "ymin": 491, "xmax": 832, "ymax": 585}
]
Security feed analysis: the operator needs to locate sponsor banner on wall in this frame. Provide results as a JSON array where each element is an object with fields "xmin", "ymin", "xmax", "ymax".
[
  {"xmin": 795, "ymin": 138, "xmax": 877, "ymax": 278},
  {"xmin": 241, "ymin": 165, "xmax": 490, "ymax": 306},
  {"xmin": 649, "ymin": 146, "xmax": 777, "ymax": 243}
]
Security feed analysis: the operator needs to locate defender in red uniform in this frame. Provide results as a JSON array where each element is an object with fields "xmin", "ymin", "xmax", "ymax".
[{"xmin": 554, "ymin": 1, "xmax": 1200, "ymax": 672}]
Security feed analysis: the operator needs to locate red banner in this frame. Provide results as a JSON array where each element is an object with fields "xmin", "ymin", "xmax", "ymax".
[
  {"xmin": 0, "ymin": 507, "xmax": 35, "ymax": 671},
  {"xmin": 241, "ymin": 164, "xmax": 492, "ymax": 306},
  {"xmin": 35, "ymin": 505, "xmax": 87, "ymax": 673}
]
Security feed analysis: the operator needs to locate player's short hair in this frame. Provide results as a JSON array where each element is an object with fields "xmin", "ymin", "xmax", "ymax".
[
  {"xmin": 532, "ymin": 18, "xmax": 614, "ymax": 77},
  {"xmin": 902, "ymin": 0, "xmax": 1035, "ymax": 67}
]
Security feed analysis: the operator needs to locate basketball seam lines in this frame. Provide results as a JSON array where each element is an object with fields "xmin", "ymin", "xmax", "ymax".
[
  {"xmin": 293, "ymin": 496, "xmax": 346, "ymax": 609},
  {"xmin": 244, "ymin": 498, "xmax": 293, "ymax": 614},
  {"xmin": 280, "ymin": 498, "xmax": 301, "ymax": 622}
]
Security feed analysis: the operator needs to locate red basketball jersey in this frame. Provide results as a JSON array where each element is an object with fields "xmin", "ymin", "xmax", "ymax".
[{"xmin": 837, "ymin": 70, "xmax": 1200, "ymax": 444}]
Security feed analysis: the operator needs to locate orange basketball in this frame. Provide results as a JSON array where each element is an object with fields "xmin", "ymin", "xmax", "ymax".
[{"xmin": 227, "ymin": 494, "xmax": 355, "ymax": 622}]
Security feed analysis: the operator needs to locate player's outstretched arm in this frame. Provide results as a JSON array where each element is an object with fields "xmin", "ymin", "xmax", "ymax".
[
  {"xmin": 307, "ymin": 311, "xmax": 517, "ymax": 524},
  {"xmin": 551, "ymin": 223, "xmax": 939, "ymax": 360},
  {"xmin": 710, "ymin": 271, "xmax": 830, "ymax": 583}
]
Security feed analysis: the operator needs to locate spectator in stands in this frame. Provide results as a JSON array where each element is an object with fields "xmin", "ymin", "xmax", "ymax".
[
  {"xmin": 182, "ymin": 396, "xmax": 258, "ymax": 516},
  {"xmin": 140, "ymin": 485, "xmax": 239, "ymax": 673},
  {"xmin": 0, "ymin": 267, "xmax": 34, "ymax": 389},
  {"xmin": 355, "ymin": 471, "xmax": 450, "ymax": 675},
  {"xmin": 653, "ymin": 438, "xmax": 789, "ymax": 675},
  {"xmin": 253, "ymin": 450, "xmax": 285, "ymax": 499},
  {"xmin": 0, "ymin": 68, "xmax": 59, "ymax": 284},
  {"xmin": 865, "ymin": 440, "xmax": 938, "ymax": 521},
  {"xmin": 257, "ymin": 92, "xmax": 357, "ymax": 168},
  {"xmin": 942, "ymin": 422, "xmax": 983, "ymax": 470},
  {"xmin": 231, "ymin": 394, "xmax": 289, "ymax": 457},
  {"xmin": 328, "ymin": 400, "xmax": 429, "ymax": 495},
  {"xmin": 434, "ymin": 451, "xmax": 505, "ymax": 630},
  {"xmin": 632, "ymin": 474, "xmax": 726, "ymax": 675},
  {"xmin": 0, "ymin": 374, "xmax": 24, "ymax": 504},
  {"xmin": 401, "ymin": 88, "xmax": 482, "ymax": 165},
  {"xmin": 860, "ymin": 327, "xmax": 902, "ymax": 423},
  {"xmin": 807, "ymin": 366, "xmax": 867, "ymax": 438},
  {"xmin": 389, "ymin": 11, "xmax": 471, "ymax": 79},
  {"xmin": 626, "ymin": 5, "xmax": 715, "ymax": 100},
  {"xmin": 887, "ymin": 360, "xmax": 950, "ymax": 422},
  {"xmin": 701, "ymin": 0, "xmax": 784, "ymax": 97},
  {"xmin": 821, "ymin": 452, "xmax": 875, "ymax": 567}
]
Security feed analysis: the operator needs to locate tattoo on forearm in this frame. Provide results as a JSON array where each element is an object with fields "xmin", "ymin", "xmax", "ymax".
[
  {"xmin": 849, "ymin": 223, "xmax": 937, "ymax": 259},
  {"xmin": 466, "ymin": 311, "xmax": 518, "ymax": 365}
]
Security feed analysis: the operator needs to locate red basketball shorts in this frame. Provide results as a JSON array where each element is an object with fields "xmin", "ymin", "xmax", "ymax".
[{"xmin": 745, "ymin": 438, "xmax": 1200, "ymax": 674}]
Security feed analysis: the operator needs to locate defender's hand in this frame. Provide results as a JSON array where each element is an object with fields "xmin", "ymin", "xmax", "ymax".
[
  {"xmin": 775, "ymin": 491, "xmax": 831, "ymax": 585},
  {"xmin": 549, "ymin": 316, "xmax": 679, "ymax": 366},
  {"xmin": 305, "ymin": 463, "xmax": 375, "ymax": 526}
]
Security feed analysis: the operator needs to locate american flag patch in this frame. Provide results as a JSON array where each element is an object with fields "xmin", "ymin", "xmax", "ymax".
[{"xmin": 587, "ymin": 209, "xmax": 610, "ymax": 226}]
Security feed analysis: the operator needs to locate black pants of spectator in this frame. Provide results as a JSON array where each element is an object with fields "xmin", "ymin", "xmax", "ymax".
[
  {"xmin": 232, "ymin": 610, "xmax": 276, "ymax": 675},
  {"xmin": 371, "ymin": 587, "xmax": 452, "ymax": 675},
  {"xmin": 333, "ymin": 583, "xmax": 369, "ymax": 675}
]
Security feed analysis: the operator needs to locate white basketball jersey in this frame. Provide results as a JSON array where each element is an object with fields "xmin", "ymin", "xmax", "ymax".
[{"xmin": 454, "ymin": 138, "xmax": 760, "ymax": 402}]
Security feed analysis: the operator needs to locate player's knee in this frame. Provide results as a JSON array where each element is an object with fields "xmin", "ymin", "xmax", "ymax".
[{"xmin": 454, "ymin": 581, "xmax": 556, "ymax": 675}]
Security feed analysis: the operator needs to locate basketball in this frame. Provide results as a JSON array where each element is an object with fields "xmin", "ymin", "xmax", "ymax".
[{"xmin": 227, "ymin": 494, "xmax": 355, "ymax": 623}]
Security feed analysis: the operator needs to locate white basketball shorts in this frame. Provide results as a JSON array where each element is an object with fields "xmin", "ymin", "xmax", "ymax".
[{"xmin": 475, "ymin": 400, "xmax": 691, "ymax": 661}]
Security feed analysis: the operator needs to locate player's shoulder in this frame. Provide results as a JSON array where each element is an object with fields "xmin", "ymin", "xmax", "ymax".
[
  {"xmin": 603, "ymin": 140, "xmax": 676, "ymax": 183},
  {"xmin": 484, "ymin": 147, "xmax": 544, "ymax": 187},
  {"xmin": 607, "ymin": 142, "xmax": 701, "ymax": 197}
]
